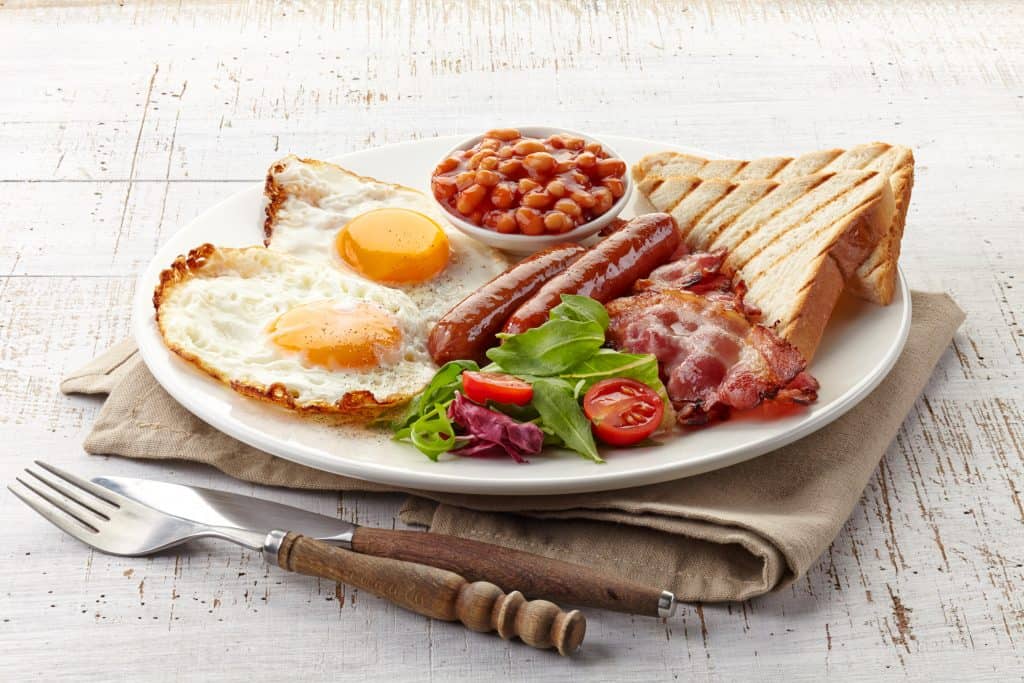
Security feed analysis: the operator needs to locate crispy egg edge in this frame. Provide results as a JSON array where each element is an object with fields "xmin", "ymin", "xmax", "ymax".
[
  {"xmin": 263, "ymin": 155, "xmax": 441, "ymax": 247},
  {"xmin": 152, "ymin": 243, "xmax": 412, "ymax": 423}
]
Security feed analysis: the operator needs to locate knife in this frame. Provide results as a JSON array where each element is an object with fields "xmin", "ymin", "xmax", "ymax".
[
  {"xmin": 10, "ymin": 461, "xmax": 584, "ymax": 655},
  {"xmin": 93, "ymin": 475, "xmax": 677, "ymax": 617}
]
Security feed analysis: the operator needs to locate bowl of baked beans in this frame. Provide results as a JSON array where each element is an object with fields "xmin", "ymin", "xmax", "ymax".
[{"xmin": 430, "ymin": 126, "xmax": 632, "ymax": 253}]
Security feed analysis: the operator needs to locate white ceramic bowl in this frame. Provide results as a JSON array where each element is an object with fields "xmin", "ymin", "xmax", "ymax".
[{"xmin": 430, "ymin": 126, "xmax": 634, "ymax": 254}]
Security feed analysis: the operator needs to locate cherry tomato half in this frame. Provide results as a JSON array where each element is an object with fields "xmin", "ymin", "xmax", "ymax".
[
  {"xmin": 582, "ymin": 378, "xmax": 664, "ymax": 447},
  {"xmin": 461, "ymin": 371, "xmax": 534, "ymax": 406}
]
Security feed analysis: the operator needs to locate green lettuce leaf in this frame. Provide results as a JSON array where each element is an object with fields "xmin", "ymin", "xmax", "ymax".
[
  {"xmin": 486, "ymin": 319, "xmax": 604, "ymax": 376},
  {"xmin": 550, "ymin": 294, "xmax": 610, "ymax": 330},
  {"xmin": 562, "ymin": 349, "xmax": 674, "ymax": 428},
  {"xmin": 530, "ymin": 377, "xmax": 603, "ymax": 463}
]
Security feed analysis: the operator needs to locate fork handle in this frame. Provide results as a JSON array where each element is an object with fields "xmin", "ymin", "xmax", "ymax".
[{"xmin": 273, "ymin": 531, "xmax": 585, "ymax": 655}]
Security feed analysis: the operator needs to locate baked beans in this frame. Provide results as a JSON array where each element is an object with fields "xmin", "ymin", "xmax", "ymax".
[{"xmin": 431, "ymin": 128, "xmax": 627, "ymax": 235}]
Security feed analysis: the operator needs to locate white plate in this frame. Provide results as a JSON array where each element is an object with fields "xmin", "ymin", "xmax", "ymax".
[{"xmin": 133, "ymin": 135, "xmax": 911, "ymax": 495}]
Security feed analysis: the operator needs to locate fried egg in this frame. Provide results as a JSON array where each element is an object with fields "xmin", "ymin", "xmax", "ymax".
[
  {"xmin": 154, "ymin": 244, "xmax": 436, "ymax": 420},
  {"xmin": 264, "ymin": 156, "xmax": 509, "ymax": 323}
]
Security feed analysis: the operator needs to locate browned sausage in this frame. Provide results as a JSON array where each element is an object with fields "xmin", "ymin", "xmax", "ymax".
[
  {"xmin": 597, "ymin": 216, "xmax": 629, "ymax": 237},
  {"xmin": 502, "ymin": 213, "xmax": 680, "ymax": 335},
  {"xmin": 428, "ymin": 243, "xmax": 589, "ymax": 365}
]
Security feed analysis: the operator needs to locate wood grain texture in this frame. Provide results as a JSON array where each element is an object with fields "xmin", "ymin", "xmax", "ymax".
[
  {"xmin": 0, "ymin": 0, "xmax": 1022, "ymax": 679},
  {"xmin": 277, "ymin": 532, "xmax": 585, "ymax": 655},
  {"xmin": 351, "ymin": 527, "xmax": 668, "ymax": 615}
]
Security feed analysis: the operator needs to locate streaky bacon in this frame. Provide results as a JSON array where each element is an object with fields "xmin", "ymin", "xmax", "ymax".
[
  {"xmin": 636, "ymin": 248, "xmax": 761, "ymax": 319},
  {"xmin": 606, "ymin": 288, "xmax": 818, "ymax": 426},
  {"xmin": 775, "ymin": 371, "xmax": 820, "ymax": 405}
]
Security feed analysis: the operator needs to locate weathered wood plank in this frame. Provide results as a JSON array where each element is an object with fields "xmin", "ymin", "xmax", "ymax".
[{"xmin": 0, "ymin": 0, "xmax": 1022, "ymax": 680}]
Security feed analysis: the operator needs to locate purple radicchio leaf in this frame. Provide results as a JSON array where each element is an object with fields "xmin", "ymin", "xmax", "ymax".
[{"xmin": 446, "ymin": 392, "xmax": 543, "ymax": 464}]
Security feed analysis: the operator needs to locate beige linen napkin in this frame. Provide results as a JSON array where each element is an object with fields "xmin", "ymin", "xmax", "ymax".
[{"xmin": 62, "ymin": 291, "xmax": 963, "ymax": 602}]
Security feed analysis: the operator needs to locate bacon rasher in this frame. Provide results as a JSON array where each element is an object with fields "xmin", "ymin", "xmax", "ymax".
[
  {"xmin": 635, "ymin": 248, "xmax": 761, "ymax": 319},
  {"xmin": 607, "ymin": 253, "xmax": 819, "ymax": 425}
]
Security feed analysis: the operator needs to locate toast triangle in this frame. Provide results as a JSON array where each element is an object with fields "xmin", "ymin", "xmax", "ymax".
[
  {"xmin": 636, "ymin": 169, "xmax": 894, "ymax": 360},
  {"xmin": 634, "ymin": 143, "xmax": 913, "ymax": 304}
]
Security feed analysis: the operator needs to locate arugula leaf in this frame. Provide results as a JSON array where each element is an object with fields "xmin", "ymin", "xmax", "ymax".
[
  {"xmin": 530, "ymin": 377, "xmax": 603, "ymax": 463},
  {"xmin": 483, "ymin": 295, "xmax": 612, "ymax": 376},
  {"xmin": 395, "ymin": 360, "xmax": 478, "ymax": 429},
  {"xmin": 562, "ymin": 348, "xmax": 666, "ymax": 395},
  {"xmin": 541, "ymin": 430, "xmax": 564, "ymax": 447},
  {"xmin": 550, "ymin": 294, "xmax": 610, "ymax": 330},
  {"xmin": 489, "ymin": 401, "xmax": 541, "ymax": 423},
  {"xmin": 487, "ymin": 319, "xmax": 604, "ymax": 376},
  {"xmin": 561, "ymin": 349, "xmax": 674, "ymax": 427}
]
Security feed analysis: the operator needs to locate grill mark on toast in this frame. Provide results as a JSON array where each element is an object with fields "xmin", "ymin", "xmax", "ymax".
[
  {"xmin": 794, "ymin": 273, "xmax": 817, "ymax": 296},
  {"xmin": 698, "ymin": 159, "xmax": 747, "ymax": 179},
  {"xmin": 709, "ymin": 173, "xmax": 832, "ymax": 269},
  {"xmin": 776, "ymin": 149, "xmax": 843, "ymax": 181},
  {"xmin": 661, "ymin": 191, "xmax": 690, "ymax": 230},
  {"xmin": 778, "ymin": 245, "xmax": 856, "ymax": 334},
  {"xmin": 659, "ymin": 180, "xmax": 695, "ymax": 214},
  {"xmin": 645, "ymin": 175, "xmax": 706, "ymax": 243},
  {"xmin": 823, "ymin": 144, "xmax": 889, "ymax": 173},
  {"xmin": 636, "ymin": 174, "xmax": 665, "ymax": 200},
  {"xmin": 855, "ymin": 144, "xmax": 889, "ymax": 166},
  {"xmin": 726, "ymin": 172, "xmax": 873, "ymax": 275},
  {"xmin": 677, "ymin": 181, "xmax": 739, "ymax": 239},
  {"xmin": 746, "ymin": 187, "xmax": 881, "ymax": 324},
  {"xmin": 817, "ymin": 193, "xmax": 881, "ymax": 260},
  {"xmin": 643, "ymin": 154, "xmax": 707, "ymax": 179},
  {"xmin": 634, "ymin": 145, "xmax": 909, "ymax": 311},
  {"xmin": 768, "ymin": 157, "xmax": 792, "ymax": 180},
  {"xmin": 700, "ymin": 180, "xmax": 780, "ymax": 248},
  {"xmin": 865, "ymin": 146, "xmax": 908, "ymax": 177},
  {"xmin": 737, "ymin": 172, "xmax": 878, "ymax": 282},
  {"xmin": 858, "ymin": 256, "xmax": 888, "ymax": 278}
]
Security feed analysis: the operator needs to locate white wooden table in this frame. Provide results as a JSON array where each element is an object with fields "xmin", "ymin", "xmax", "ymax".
[{"xmin": 2, "ymin": 2, "xmax": 1022, "ymax": 679}]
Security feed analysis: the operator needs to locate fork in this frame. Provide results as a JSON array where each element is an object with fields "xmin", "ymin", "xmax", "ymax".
[{"xmin": 9, "ymin": 461, "xmax": 586, "ymax": 655}]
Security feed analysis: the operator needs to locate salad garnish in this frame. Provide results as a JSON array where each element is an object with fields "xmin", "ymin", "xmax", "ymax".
[{"xmin": 393, "ymin": 295, "xmax": 672, "ymax": 463}]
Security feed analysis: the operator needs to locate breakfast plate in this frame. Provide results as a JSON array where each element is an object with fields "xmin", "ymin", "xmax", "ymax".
[{"xmin": 133, "ymin": 134, "xmax": 911, "ymax": 495}]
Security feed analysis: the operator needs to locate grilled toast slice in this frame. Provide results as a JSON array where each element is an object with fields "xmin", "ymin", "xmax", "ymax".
[
  {"xmin": 636, "ymin": 169, "xmax": 894, "ymax": 360},
  {"xmin": 634, "ymin": 143, "xmax": 914, "ymax": 305}
]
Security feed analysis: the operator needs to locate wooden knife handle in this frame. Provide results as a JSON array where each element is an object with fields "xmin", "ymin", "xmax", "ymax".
[
  {"xmin": 351, "ymin": 527, "xmax": 672, "ymax": 617},
  {"xmin": 276, "ymin": 532, "xmax": 585, "ymax": 656}
]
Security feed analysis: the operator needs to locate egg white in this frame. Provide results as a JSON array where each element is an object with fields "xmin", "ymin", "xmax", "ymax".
[
  {"xmin": 264, "ymin": 156, "xmax": 510, "ymax": 324},
  {"xmin": 155, "ymin": 245, "xmax": 437, "ymax": 415}
]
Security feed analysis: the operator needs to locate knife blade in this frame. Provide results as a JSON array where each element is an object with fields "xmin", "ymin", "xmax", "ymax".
[
  {"xmin": 92, "ymin": 474, "xmax": 676, "ymax": 617},
  {"xmin": 93, "ymin": 476, "xmax": 356, "ymax": 546}
]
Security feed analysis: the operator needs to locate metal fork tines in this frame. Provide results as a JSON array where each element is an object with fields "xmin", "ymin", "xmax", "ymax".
[
  {"xmin": 10, "ymin": 461, "xmax": 122, "ymax": 538},
  {"xmin": 9, "ymin": 461, "xmax": 269, "ymax": 556}
]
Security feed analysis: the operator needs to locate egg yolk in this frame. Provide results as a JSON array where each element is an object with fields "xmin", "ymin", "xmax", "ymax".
[
  {"xmin": 335, "ymin": 208, "xmax": 450, "ymax": 284},
  {"xmin": 267, "ymin": 301, "xmax": 402, "ymax": 370}
]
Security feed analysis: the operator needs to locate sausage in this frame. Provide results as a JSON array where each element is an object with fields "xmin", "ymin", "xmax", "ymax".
[
  {"xmin": 428, "ymin": 243, "xmax": 589, "ymax": 365},
  {"xmin": 502, "ymin": 213, "xmax": 680, "ymax": 335},
  {"xmin": 597, "ymin": 216, "xmax": 629, "ymax": 237}
]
